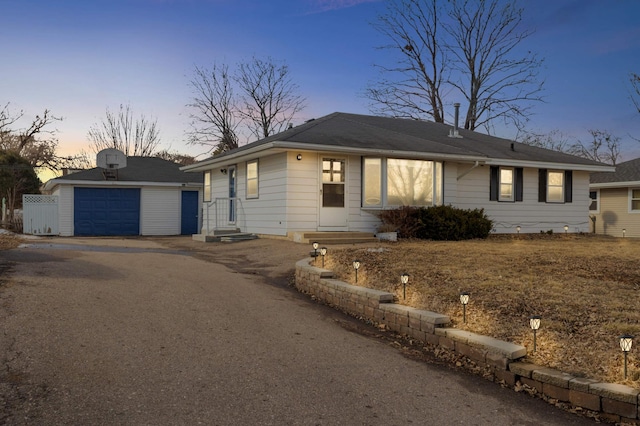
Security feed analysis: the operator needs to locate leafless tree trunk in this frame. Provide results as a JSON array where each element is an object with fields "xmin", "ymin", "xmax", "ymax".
[
  {"xmin": 366, "ymin": 0, "xmax": 446, "ymax": 122},
  {"xmin": 187, "ymin": 64, "xmax": 240, "ymax": 154},
  {"xmin": 236, "ymin": 57, "xmax": 306, "ymax": 139},
  {"xmin": 568, "ymin": 129, "xmax": 621, "ymax": 165},
  {"xmin": 367, "ymin": 0, "xmax": 544, "ymax": 132},
  {"xmin": 88, "ymin": 104, "xmax": 160, "ymax": 156}
]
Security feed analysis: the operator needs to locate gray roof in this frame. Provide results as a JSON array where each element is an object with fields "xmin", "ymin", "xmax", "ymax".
[
  {"xmin": 54, "ymin": 156, "xmax": 203, "ymax": 184},
  {"xmin": 199, "ymin": 112, "xmax": 607, "ymax": 167},
  {"xmin": 591, "ymin": 157, "xmax": 640, "ymax": 184}
]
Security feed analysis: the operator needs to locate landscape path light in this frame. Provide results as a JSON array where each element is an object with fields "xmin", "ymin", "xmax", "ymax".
[
  {"xmin": 320, "ymin": 247, "xmax": 327, "ymax": 268},
  {"xmin": 529, "ymin": 315, "xmax": 541, "ymax": 352},
  {"xmin": 353, "ymin": 260, "xmax": 361, "ymax": 283},
  {"xmin": 312, "ymin": 241, "xmax": 319, "ymax": 263},
  {"xmin": 564, "ymin": 225, "xmax": 569, "ymax": 234},
  {"xmin": 623, "ymin": 229, "xmax": 626, "ymax": 238},
  {"xmin": 400, "ymin": 273, "xmax": 409, "ymax": 300},
  {"xmin": 460, "ymin": 292, "xmax": 470, "ymax": 323},
  {"xmin": 619, "ymin": 334, "xmax": 634, "ymax": 379},
  {"xmin": 516, "ymin": 225, "xmax": 521, "ymax": 234}
]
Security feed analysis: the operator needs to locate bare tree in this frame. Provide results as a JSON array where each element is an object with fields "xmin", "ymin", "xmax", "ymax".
[
  {"xmin": 88, "ymin": 104, "xmax": 160, "ymax": 156},
  {"xmin": 0, "ymin": 103, "xmax": 67, "ymax": 170},
  {"xmin": 366, "ymin": 0, "xmax": 446, "ymax": 122},
  {"xmin": 517, "ymin": 128, "xmax": 571, "ymax": 153},
  {"xmin": 568, "ymin": 129, "xmax": 621, "ymax": 165},
  {"xmin": 367, "ymin": 0, "xmax": 544, "ymax": 132},
  {"xmin": 236, "ymin": 57, "xmax": 306, "ymax": 139},
  {"xmin": 154, "ymin": 149, "xmax": 197, "ymax": 166},
  {"xmin": 187, "ymin": 64, "xmax": 240, "ymax": 155}
]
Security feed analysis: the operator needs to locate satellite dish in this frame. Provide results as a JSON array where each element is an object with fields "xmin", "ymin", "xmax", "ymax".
[{"xmin": 96, "ymin": 148, "xmax": 127, "ymax": 169}]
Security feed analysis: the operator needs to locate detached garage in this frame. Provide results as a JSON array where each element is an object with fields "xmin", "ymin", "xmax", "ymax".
[{"xmin": 43, "ymin": 152, "xmax": 203, "ymax": 237}]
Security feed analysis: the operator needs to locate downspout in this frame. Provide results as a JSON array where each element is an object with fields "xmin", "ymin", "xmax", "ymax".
[{"xmin": 457, "ymin": 161, "xmax": 481, "ymax": 180}]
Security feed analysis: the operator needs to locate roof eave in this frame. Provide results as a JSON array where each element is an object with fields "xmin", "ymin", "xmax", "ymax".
[
  {"xmin": 590, "ymin": 181, "xmax": 640, "ymax": 189},
  {"xmin": 486, "ymin": 159, "xmax": 615, "ymax": 172}
]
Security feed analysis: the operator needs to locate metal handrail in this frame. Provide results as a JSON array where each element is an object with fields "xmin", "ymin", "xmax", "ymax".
[{"xmin": 204, "ymin": 197, "xmax": 241, "ymax": 234}]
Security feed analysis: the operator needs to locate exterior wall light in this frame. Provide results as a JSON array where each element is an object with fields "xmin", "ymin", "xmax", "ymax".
[
  {"xmin": 529, "ymin": 315, "xmax": 541, "ymax": 352},
  {"xmin": 460, "ymin": 292, "xmax": 470, "ymax": 323},
  {"xmin": 296, "ymin": 154, "xmax": 302, "ymax": 161},
  {"xmin": 353, "ymin": 260, "xmax": 361, "ymax": 283},
  {"xmin": 320, "ymin": 247, "xmax": 327, "ymax": 267},
  {"xmin": 619, "ymin": 334, "xmax": 634, "ymax": 379},
  {"xmin": 400, "ymin": 273, "xmax": 409, "ymax": 300}
]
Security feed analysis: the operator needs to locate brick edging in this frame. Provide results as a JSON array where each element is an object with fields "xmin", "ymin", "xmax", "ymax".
[{"xmin": 295, "ymin": 258, "xmax": 640, "ymax": 424}]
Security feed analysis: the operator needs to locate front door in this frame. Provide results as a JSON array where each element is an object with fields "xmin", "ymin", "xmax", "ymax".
[{"xmin": 319, "ymin": 157, "xmax": 348, "ymax": 229}]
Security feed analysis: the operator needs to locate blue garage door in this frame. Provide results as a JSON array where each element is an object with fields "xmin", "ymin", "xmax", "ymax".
[
  {"xmin": 74, "ymin": 188, "xmax": 141, "ymax": 236},
  {"xmin": 181, "ymin": 191, "xmax": 199, "ymax": 235}
]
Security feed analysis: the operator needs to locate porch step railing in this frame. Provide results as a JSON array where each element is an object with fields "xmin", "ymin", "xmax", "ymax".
[{"xmin": 204, "ymin": 197, "xmax": 243, "ymax": 235}]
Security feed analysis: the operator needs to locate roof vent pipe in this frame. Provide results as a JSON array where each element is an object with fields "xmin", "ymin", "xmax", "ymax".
[{"xmin": 448, "ymin": 103, "xmax": 463, "ymax": 138}]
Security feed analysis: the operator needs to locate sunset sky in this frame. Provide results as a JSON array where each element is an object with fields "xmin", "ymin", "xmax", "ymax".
[{"xmin": 1, "ymin": 0, "xmax": 639, "ymax": 173}]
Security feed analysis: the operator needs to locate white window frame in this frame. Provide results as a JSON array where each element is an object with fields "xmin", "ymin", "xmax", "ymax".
[
  {"xmin": 362, "ymin": 157, "xmax": 442, "ymax": 208},
  {"xmin": 204, "ymin": 171, "xmax": 211, "ymax": 202},
  {"xmin": 629, "ymin": 188, "xmax": 640, "ymax": 213},
  {"xmin": 498, "ymin": 167, "xmax": 514, "ymax": 202},
  {"xmin": 547, "ymin": 170, "xmax": 564, "ymax": 203},
  {"xmin": 589, "ymin": 189, "xmax": 599, "ymax": 213},
  {"xmin": 246, "ymin": 159, "xmax": 259, "ymax": 199}
]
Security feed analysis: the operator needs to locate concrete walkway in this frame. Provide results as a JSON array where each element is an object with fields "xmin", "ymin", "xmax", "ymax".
[{"xmin": 0, "ymin": 238, "xmax": 594, "ymax": 425}]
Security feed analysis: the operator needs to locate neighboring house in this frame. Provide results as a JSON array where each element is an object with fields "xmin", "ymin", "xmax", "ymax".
[
  {"xmin": 42, "ymin": 152, "xmax": 203, "ymax": 236},
  {"xmin": 181, "ymin": 112, "xmax": 613, "ymax": 238},
  {"xmin": 590, "ymin": 157, "xmax": 640, "ymax": 237}
]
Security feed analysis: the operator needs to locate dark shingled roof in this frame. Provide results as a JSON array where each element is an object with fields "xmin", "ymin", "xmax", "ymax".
[
  {"xmin": 204, "ymin": 112, "xmax": 606, "ymax": 167},
  {"xmin": 591, "ymin": 157, "xmax": 640, "ymax": 184},
  {"xmin": 54, "ymin": 156, "xmax": 203, "ymax": 184}
]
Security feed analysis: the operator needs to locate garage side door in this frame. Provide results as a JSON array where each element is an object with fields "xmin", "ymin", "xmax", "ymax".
[{"xmin": 74, "ymin": 187, "xmax": 141, "ymax": 236}]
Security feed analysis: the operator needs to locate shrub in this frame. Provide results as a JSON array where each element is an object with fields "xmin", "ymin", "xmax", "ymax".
[{"xmin": 378, "ymin": 205, "xmax": 493, "ymax": 240}]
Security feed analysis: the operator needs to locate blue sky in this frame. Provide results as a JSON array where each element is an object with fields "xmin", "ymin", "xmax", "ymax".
[{"xmin": 1, "ymin": 0, "xmax": 639, "ymax": 163}]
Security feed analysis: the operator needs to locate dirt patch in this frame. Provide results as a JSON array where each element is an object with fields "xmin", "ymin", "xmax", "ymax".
[{"xmin": 323, "ymin": 234, "xmax": 640, "ymax": 389}]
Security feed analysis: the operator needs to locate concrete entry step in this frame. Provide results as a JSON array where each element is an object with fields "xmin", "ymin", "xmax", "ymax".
[{"xmin": 293, "ymin": 231, "xmax": 378, "ymax": 245}]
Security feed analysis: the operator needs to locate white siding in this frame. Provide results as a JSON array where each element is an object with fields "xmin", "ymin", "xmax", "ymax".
[
  {"xmin": 243, "ymin": 153, "xmax": 288, "ymax": 235},
  {"xmin": 594, "ymin": 188, "xmax": 639, "ymax": 237},
  {"xmin": 140, "ymin": 187, "xmax": 181, "ymax": 235},
  {"xmin": 55, "ymin": 185, "xmax": 74, "ymax": 237},
  {"xmin": 453, "ymin": 166, "xmax": 591, "ymax": 234}
]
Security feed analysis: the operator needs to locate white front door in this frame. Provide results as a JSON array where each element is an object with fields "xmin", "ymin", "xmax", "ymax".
[{"xmin": 319, "ymin": 157, "xmax": 348, "ymax": 229}]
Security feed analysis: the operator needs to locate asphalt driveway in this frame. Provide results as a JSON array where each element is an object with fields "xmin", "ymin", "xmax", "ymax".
[{"xmin": 0, "ymin": 237, "xmax": 594, "ymax": 425}]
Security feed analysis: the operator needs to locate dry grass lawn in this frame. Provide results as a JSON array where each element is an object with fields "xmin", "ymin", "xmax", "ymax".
[{"xmin": 324, "ymin": 234, "xmax": 640, "ymax": 389}]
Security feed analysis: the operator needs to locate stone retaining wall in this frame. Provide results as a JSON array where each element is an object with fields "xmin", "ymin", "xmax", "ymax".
[{"xmin": 295, "ymin": 258, "xmax": 640, "ymax": 424}]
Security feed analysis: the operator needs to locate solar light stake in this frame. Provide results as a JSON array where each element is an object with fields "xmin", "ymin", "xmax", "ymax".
[
  {"xmin": 353, "ymin": 260, "xmax": 361, "ymax": 283},
  {"xmin": 623, "ymin": 229, "xmax": 626, "ymax": 238},
  {"xmin": 620, "ymin": 335, "xmax": 634, "ymax": 379},
  {"xmin": 564, "ymin": 225, "xmax": 569, "ymax": 234},
  {"xmin": 529, "ymin": 315, "xmax": 541, "ymax": 352},
  {"xmin": 312, "ymin": 241, "xmax": 319, "ymax": 263},
  {"xmin": 516, "ymin": 225, "xmax": 521, "ymax": 234},
  {"xmin": 400, "ymin": 273, "xmax": 409, "ymax": 300},
  {"xmin": 320, "ymin": 247, "xmax": 327, "ymax": 268},
  {"xmin": 460, "ymin": 292, "xmax": 470, "ymax": 323}
]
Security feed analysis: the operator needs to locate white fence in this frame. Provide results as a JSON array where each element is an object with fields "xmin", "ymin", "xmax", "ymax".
[{"xmin": 22, "ymin": 194, "xmax": 59, "ymax": 235}]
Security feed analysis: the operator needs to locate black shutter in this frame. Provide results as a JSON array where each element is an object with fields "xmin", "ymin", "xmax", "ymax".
[
  {"xmin": 489, "ymin": 166, "xmax": 498, "ymax": 201},
  {"xmin": 515, "ymin": 168, "xmax": 523, "ymax": 202},
  {"xmin": 538, "ymin": 169, "xmax": 547, "ymax": 202},
  {"xmin": 564, "ymin": 170, "xmax": 573, "ymax": 203}
]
